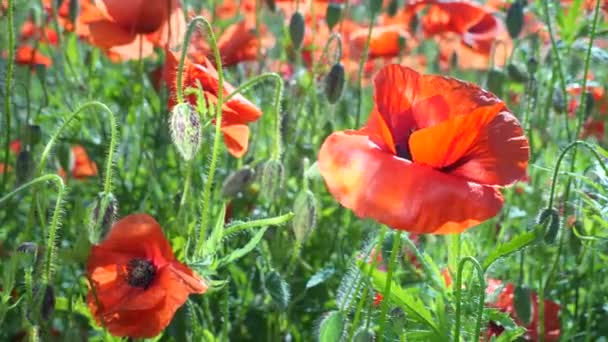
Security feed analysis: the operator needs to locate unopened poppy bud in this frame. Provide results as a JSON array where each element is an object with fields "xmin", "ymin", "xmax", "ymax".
[
  {"xmin": 260, "ymin": 159, "xmax": 284, "ymax": 201},
  {"xmin": 40, "ymin": 284, "xmax": 55, "ymax": 320},
  {"xmin": 526, "ymin": 57, "xmax": 538, "ymax": 74},
  {"xmin": 264, "ymin": 0, "xmax": 276, "ymax": 12},
  {"xmin": 513, "ymin": 284, "xmax": 532, "ymax": 325},
  {"xmin": 387, "ymin": 0, "xmax": 399, "ymax": 16},
  {"xmin": 507, "ymin": 63, "xmax": 528, "ymax": 83},
  {"xmin": 292, "ymin": 190, "xmax": 317, "ymax": 242},
  {"xmin": 536, "ymin": 207, "xmax": 560, "ymax": 243},
  {"xmin": 17, "ymin": 242, "xmax": 37, "ymax": 254},
  {"xmin": 486, "ymin": 69, "xmax": 505, "ymax": 97},
  {"xmin": 506, "ymin": 1, "xmax": 524, "ymax": 38},
  {"xmin": 16, "ymin": 150, "xmax": 33, "ymax": 184},
  {"xmin": 552, "ymin": 89, "xmax": 566, "ymax": 113},
  {"xmin": 222, "ymin": 166, "xmax": 255, "ymax": 198},
  {"xmin": 369, "ymin": 0, "xmax": 383, "ymax": 14},
  {"xmin": 289, "ymin": 12, "xmax": 305, "ymax": 50},
  {"xmin": 326, "ymin": 3, "xmax": 343, "ymax": 30},
  {"xmin": 324, "ymin": 63, "xmax": 345, "ymax": 104},
  {"xmin": 583, "ymin": 91, "xmax": 594, "ymax": 117},
  {"xmin": 27, "ymin": 125, "xmax": 41, "ymax": 146},
  {"xmin": 89, "ymin": 192, "xmax": 118, "ymax": 242},
  {"xmin": 169, "ymin": 103, "xmax": 201, "ymax": 162}
]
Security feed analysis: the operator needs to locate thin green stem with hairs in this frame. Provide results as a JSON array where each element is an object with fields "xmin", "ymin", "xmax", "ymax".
[
  {"xmin": 223, "ymin": 213, "xmax": 294, "ymax": 237},
  {"xmin": 453, "ymin": 256, "xmax": 485, "ymax": 342},
  {"xmin": 1, "ymin": 0, "xmax": 15, "ymax": 193},
  {"xmin": 377, "ymin": 231, "xmax": 402, "ymax": 342}
]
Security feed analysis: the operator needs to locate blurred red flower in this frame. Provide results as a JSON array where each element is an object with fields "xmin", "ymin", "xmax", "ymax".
[
  {"xmin": 58, "ymin": 145, "xmax": 98, "ymax": 180},
  {"xmin": 318, "ymin": 65, "xmax": 529, "ymax": 234},
  {"xmin": 87, "ymin": 214, "xmax": 207, "ymax": 338},
  {"xmin": 163, "ymin": 49, "xmax": 263, "ymax": 158}
]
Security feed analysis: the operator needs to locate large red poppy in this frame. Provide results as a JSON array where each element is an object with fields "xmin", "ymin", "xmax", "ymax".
[
  {"xmin": 163, "ymin": 49, "xmax": 263, "ymax": 158},
  {"xmin": 318, "ymin": 65, "xmax": 529, "ymax": 234},
  {"xmin": 87, "ymin": 214, "xmax": 207, "ymax": 338},
  {"xmin": 79, "ymin": 0, "xmax": 185, "ymax": 61},
  {"xmin": 406, "ymin": 0, "xmax": 501, "ymax": 55}
]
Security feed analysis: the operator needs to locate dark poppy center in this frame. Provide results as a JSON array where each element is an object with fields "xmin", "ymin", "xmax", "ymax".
[
  {"xmin": 126, "ymin": 258, "xmax": 156, "ymax": 289},
  {"xmin": 395, "ymin": 131, "xmax": 414, "ymax": 160}
]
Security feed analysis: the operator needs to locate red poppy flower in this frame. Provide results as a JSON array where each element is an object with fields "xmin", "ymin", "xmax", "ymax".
[
  {"xmin": 350, "ymin": 25, "xmax": 412, "ymax": 59},
  {"xmin": 318, "ymin": 65, "xmax": 529, "ymax": 234},
  {"xmin": 486, "ymin": 279, "xmax": 561, "ymax": 341},
  {"xmin": 567, "ymin": 83, "xmax": 606, "ymax": 117},
  {"xmin": 79, "ymin": 0, "xmax": 185, "ymax": 61},
  {"xmin": 87, "ymin": 214, "xmax": 207, "ymax": 338},
  {"xmin": 14, "ymin": 45, "xmax": 52, "ymax": 67},
  {"xmin": 58, "ymin": 145, "xmax": 98, "ymax": 180},
  {"xmin": 581, "ymin": 117, "xmax": 605, "ymax": 141},
  {"xmin": 406, "ymin": 0, "xmax": 501, "ymax": 55},
  {"xmin": 163, "ymin": 48, "xmax": 263, "ymax": 158}
]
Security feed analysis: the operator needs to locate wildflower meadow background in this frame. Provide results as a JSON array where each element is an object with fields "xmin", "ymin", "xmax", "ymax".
[{"xmin": 1, "ymin": 0, "xmax": 607, "ymax": 341}]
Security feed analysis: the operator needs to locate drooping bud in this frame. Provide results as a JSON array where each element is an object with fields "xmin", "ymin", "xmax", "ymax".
[
  {"xmin": 169, "ymin": 103, "xmax": 201, "ymax": 161},
  {"xmin": 369, "ymin": 0, "xmax": 383, "ymax": 14},
  {"xmin": 17, "ymin": 242, "xmax": 38, "ymax": 254},
  {"xmin": 292, "ymin": 190, "xmax": 317, "ymax": 243},
  {"xmin": 16, "ymin": 150, "xmax": 33, "ymax": 184},
  {"xmin": 260, "ymin": 159, "xmax": 284, "ymax": 202},
  {"xmin": 89, "ymin": 192, "xmax": 118, "ymax": 243},
  {"xmin": 289, "ymin": 12, "xmax": 305, "ymax": 50},
  {"xmin": 222, "ymin": 166, "xmax": 255, "ymax": 198},
  {"xmin": 264, "ymin": 0, "xmax": 276, "ymax": 12},
  {"xmin": 513, "ymin": 284, "xmax": 532, "ymax": 325},
  {"xmin": 265, "ymin": 270, "xmax": 290, "ymax": 310},
  {"xmin": 507, "ymin": 63, "xmax": 528, "ymax": 83},
  {"xmin": 536, "ymin": 207, "xmax": 560, "ymax": 243},
  {"xmin": 326, "ymin": 3, "xmax": 343, "ymax": 30},
  {"xmin": 486, "ymin": 68, "xmax": 506, "ymax": 97},
  {"xmin": 506, "ymin": 1, "xmax": 524, "ymax": 39},
  {"xmin": 552, "ymin": 88, "xmax": 566, "ymax": 113},
  {"xmin": 40, "ymin": 284, "xmax": 55, "ymax": 320},
  {"xmin": 324, "ymin": 63, "xmax": 345, "ymax": 104}
]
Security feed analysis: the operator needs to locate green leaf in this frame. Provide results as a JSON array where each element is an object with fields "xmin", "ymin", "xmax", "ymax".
[
  {"xmin": 217, "ymin": 227, "xmax": 268, "ymax": 267},
  {"xmin": 265, "ymin": 270, "xmax": 290, "ymax": 310},
  {"xmin": 306, "ymin": 266, "xmax": 335, "ymax": 289},
  {"xmin": 482, "ymin": 230, "xmax": 536, "ymax": 270},
  {"xmin": 317, "ymin": 311, "xmax": 345, "ymax": 342},
  {"xmin": 514, "ymin": 285, "xmax": 532, "ymax": 325},
  {"xmin": 204, "ymin": 205, "xmax": 227, "ymax": 258}
]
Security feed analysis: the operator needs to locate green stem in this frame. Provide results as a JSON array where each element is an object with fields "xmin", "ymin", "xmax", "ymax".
[
  {"xmin": 541, "ymin": 0, "xmax": 570, "ymax": 140},
  {"xmin": 355, "ymin": 15, "xmax": 376, "ymax": 128},
  {"xmin": 223, "ymin": 213, "xmax": 294, "ymax": 237},
  {"xmin": 547, "ymin": 140, "xmax": 608, "ymax": 209},
  {"xmin": 177, "ymin": 161, "xmax": 193, "ymax": 222},
  {"xmin": 583, "ymin": 242, "xmax": 596, "ymax": 342},
  {"xmin": 1, "ymin": 0, "xmax": 15, "ymax": 193},
  {"xmin": 223, "ymin": 73, "xmax": 284, "ymax": 159},
  {"xmin": 574, "ymin": 0, "xmax": 602, "ymax": 137},
  {"xmin": 377, "ymin": 231, "xmax": 402, "ymax": 342},
  {"xmin": 36, "ymin": 101, "xmax": 118, "ymax": 195},
  {"xmin": 0, "ymin": 175, "xmax": 65, "ymax": 284},
  {"xmin": 454, "ymin": 256, "xmax": 485, "ymax": 342}
]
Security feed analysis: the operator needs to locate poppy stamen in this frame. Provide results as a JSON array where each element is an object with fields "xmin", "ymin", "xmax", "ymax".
[{"xmin": 126, "ymin": 258, "xmax": 157, "ymax": 289}]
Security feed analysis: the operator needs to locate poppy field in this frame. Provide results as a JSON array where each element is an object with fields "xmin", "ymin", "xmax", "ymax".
[{"xmin": 1, "ymin": 0, "xmax": 608, "ymax": 341}]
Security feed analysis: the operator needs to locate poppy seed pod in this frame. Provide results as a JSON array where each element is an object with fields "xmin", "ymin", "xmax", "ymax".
[
  {"xmin": 16, "ymin": 150, "xmax": 33, "ymax": 184},
  {"xmin": 260, "ymin": 159, "xmax": 284, "ymax": 201},
  {"xmin": 506, "ymin": 1, "xmax": 524, "ymax": 39},
  {"xmin": 221, "ymin": 166, "xmax": 256, "ymax": 198},
  {"xmin": 326, "ymin": 3, "xmax": 343, "ymax": 31},
  {"xmin": 324, "ymin": 63, "xmax": 345, "ymax": 104},
  {"xmin": 89, "ymin": 192, "xmax": 118, "ymax": 243},
  {"xmin": 292, "ymin": 190, "xmax": 317, "ymax": 243},
  {"xmin": 169, "ymin": 103, "xmax": 201, "ymax": 162},
  {"xmin": 289, "ymin": 12, "xmax": 305, "ymax": 50}
]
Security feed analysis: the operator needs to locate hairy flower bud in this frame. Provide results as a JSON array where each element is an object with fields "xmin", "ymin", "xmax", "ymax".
[
  {"xmin": 89, "ymin": 192, "xmax": 118, "ymax": 243},
  {"xmin": 292, "ymin": 190, "xmax": 317, "ymax": 243},
  {"xmin": 16, "ymin": 150, "xmax": 33, "ymax": 184},
  {"xmin": 260, "ymin": 159, "xmax": 284, "ymax": 202},
  {"xmin": 326, "ymin": 3, "xmax": 343, "ymax": 30},
  {"xmin": 289, "ymin": 12, "xmax": 305, "ymax": 50},
  {"xmin": 536, "ymin": 207, "xmax": 560, "ymax": 243},
  {"xmin": 222, "ymin": 166, "xmax": 255, "ymax": 198},
  {"xmin": 324, "ymin": 63, "xmax": 345, "ymax": 104},
  {"xmin": 506, "ymin": 1, "xmax": 524, "ymax": 38},
  {"xmin": 169, "ymin": 103, "xmax": 201, "ymax": 162}
]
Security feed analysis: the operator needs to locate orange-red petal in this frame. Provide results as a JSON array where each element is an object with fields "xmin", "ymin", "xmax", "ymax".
[{"xmin": 318, "ymin": 131, "xmax": 504, "ymax": 234}]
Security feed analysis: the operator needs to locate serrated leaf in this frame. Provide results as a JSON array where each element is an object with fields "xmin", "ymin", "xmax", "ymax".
[
  {"xmin": 318, "ymin": 311, "xmax": 345, "ymax": 342},
  {"xmin": 265, "ymin": 270, "xmax": 290, "ymax": 310},
  {"xmin": 217, "ymin": 227, "xmax": 268, "ymax": 267},
  {"xmin": 482, "ymin": 231, "xmax": 536, "ymax": 270},
  {"xmin": 306, "ymin": 267, "xmax": 335, "ymax": 289}
]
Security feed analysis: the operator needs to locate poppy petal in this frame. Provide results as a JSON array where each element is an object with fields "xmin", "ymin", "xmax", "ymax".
[
  {"xmin": 409, "ymin": 103, "xmax": 501, "ymax": 169},
  {"xmin": 318, "ymin": 131, "xmax": 504, "ymax": 234},
  {"xmin": 445, "ymin": 111, "xmax": 529, "ymax": 186},
  {"xmin": 222, "ymin": 124, "xmax": 250, "ymax": 158},
  {"xmin": 100, "ymin": 214, "xmax": 175, "ymax": 264}
]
